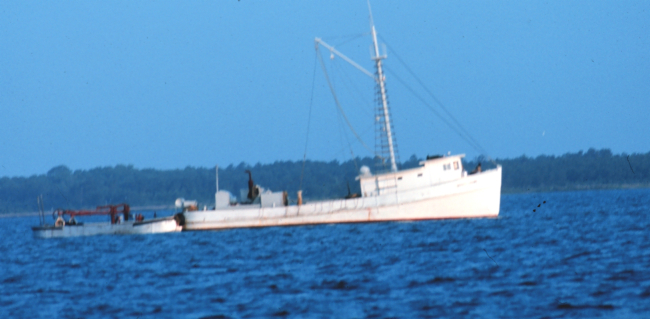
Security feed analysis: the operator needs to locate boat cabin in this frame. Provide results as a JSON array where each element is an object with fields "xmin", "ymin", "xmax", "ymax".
[{"xmin": 357, "ymin": 154, "xmax": 466, "ymax": 197}]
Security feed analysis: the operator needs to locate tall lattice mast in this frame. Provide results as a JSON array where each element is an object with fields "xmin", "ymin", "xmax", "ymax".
[{"xmin": 369, "ymin": 2, "xmax": 399, "ymax": 172}]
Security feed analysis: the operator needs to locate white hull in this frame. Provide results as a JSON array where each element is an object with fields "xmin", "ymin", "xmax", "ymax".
[
  {"xmin": 184, "ymin": 166, "xmax": 501, "ymax": 231},
  {"xmin": 32, "ymin": 216, "xmax": 182, "ymax": 239}
]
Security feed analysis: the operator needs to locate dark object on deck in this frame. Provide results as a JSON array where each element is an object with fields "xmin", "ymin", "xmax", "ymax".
[
  {"xmin": 427, "ymin": 154, "xmax": 443, "ymax": 160},
  {"xmin": 469, "ymin": 163, "xmax": 482, "ymax": 175},
  {"xmin": 173, "ymin": 213, "xmax": 185, "ymax": 227},
  {"xmin": 245, "ymin": 170, "xmax": 255, "ymax": 200},
  {"xmin": 345, "ymin": 182, "xmax": 360, "ymax": 199}
]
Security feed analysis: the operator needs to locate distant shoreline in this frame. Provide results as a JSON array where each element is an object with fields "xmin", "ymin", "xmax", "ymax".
[
  {"xmin": 1, "ymin": 148, "xmax": 648, "ymax": 214},
  {"xmin": 1, "ymin": 205, "xmax": 174, "ymax": 218}
]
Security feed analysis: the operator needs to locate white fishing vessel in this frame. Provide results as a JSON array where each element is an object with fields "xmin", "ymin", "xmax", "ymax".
[
  {"xmin": 182, "ymin": 5, "xmax": 502, "ymax": 231},
  {"xmin": 32, "ymin": 204, "xmax": 183, "ymax": 238}
]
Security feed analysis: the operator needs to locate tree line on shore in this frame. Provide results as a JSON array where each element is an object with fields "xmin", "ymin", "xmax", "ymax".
[{"xmin": 1, "ymin": 148, "xmax": 648, "ymax": 213}]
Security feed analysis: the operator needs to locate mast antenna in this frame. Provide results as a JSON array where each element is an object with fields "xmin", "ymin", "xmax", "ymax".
[{"xmin": 367, "ymin": 0, "xmax": 375, "ymax": 28}]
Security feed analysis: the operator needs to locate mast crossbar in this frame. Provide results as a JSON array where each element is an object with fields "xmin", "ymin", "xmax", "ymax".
[{"xmin": 315, "ymin": 38, "xmax": 378, "ymax": 82}]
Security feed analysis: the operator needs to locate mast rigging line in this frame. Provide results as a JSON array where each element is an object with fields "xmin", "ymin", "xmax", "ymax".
[
  {"xmin": 379, "ymin": 35, "xmax": 495, "ymax": 164},
  {"xmin": 385, "ymin": 67, "xmax": 489, "ymax": 161},
  {"xmin": 316, "ymin": 47, "xmax": 379, "ymax": 159},
  {"xmin": 320, "ymin": 32, "xmax": 369, "ymax": 41},
  {"xmin": 335, "ymin": 101, "xmax": 360, "ymax": 173},
  {"xmin": 331, "ymin": 58, "xmax": 373, "ymax": 117},
  {"xmin": 331, "ymin": 60, "xmax": 361, "ymax": 170},
  {"xmin": 329, "ymin": 123, "xmax": 375, "ymax": 159},
  {"xmin": 300, "ymin": 54, "xmax": 318, "ymax": 191},
  {"xmin": 315, "ymin": 6, "xmax": 399, "ymax": 172},
  {"xmin": 333, "ymin": 33, "xmax": 369, "ymax": 48}
]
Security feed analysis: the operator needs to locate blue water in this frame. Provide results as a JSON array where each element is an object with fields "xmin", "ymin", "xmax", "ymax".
[{"xmin": 1, "ymin": 189, "xmax": 649, "ymax": 318}]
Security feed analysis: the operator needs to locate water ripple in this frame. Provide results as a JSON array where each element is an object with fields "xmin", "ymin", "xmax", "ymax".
[{"xmin": 1, "ymin": 189, "xmax": 649, "ymax": 317}]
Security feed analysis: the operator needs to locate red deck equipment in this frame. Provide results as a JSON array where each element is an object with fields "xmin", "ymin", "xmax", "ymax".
[{"xmin": 54, "ymin": 204, "xmax": 131, "ymax": 224}]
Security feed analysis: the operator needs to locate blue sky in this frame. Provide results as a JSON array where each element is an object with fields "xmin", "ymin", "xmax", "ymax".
[{"xmin": 1, "ymin": 1, "xmax": 648, "ymax": 177}]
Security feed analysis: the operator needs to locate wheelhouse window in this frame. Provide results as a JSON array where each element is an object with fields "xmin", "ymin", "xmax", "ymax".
[{"xmin": 454, "ymin": 161, "xmax": 459, "ymax": 170}]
